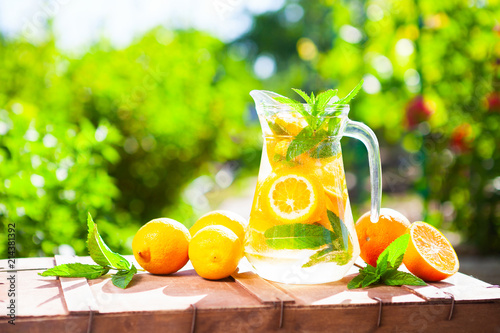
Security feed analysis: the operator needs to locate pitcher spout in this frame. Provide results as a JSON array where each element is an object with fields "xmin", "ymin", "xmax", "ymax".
[{"xmin": 250, "ymin": 90, "xmax": 286, "ymax": 110}]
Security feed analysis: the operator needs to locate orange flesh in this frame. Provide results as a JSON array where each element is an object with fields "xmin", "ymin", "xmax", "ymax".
[
  {"xmin": 272, "ymin": 178, "xmax": 311, "ymax": 213},
  {"xmin": 412, "ymin": 224, "xmax": 457, "ymax": 273}
]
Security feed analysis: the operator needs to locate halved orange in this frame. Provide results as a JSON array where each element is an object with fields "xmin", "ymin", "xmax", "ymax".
[
  {"xmin": 261, "ymin": 169, "xmax": 325, "ymax": 224},
  {"xmin": 403, "ymin": 222, "xmax": 459, "ymax": 282}
]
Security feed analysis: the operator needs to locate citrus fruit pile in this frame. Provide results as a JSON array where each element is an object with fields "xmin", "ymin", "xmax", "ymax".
[
  {"xmin": 188, "ymin": 210, "xmax": 246, "ymax": 280},
  {"xmin": 355, "ymin": 209, "xmax": 459, "ymax": 281},
  {"xmin": 132, "ymin": 210, "xmax": 247, "ymax": 280}
]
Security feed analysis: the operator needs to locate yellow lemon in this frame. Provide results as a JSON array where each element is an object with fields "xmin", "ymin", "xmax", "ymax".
[
  {"xmin": 189, "ymin": 210, "xmax": 247, "ymax": 243},
  {"xmin": 189, "ymin": 225, "xmax": 243, "ymax": 280},
  {"xmin": 132, "ymin": 218, "xmax": 190, "ymax": 275}
]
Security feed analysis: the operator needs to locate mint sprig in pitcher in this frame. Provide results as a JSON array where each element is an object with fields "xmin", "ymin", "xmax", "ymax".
[{"xmin": 246, "ymin": 81, "xmax": 382, "ymax": 284}]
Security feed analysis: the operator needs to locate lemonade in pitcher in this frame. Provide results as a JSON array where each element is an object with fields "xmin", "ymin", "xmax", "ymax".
[{"xmin": 246, "ymin": 83, "xmax": 382, "ymax": 284}]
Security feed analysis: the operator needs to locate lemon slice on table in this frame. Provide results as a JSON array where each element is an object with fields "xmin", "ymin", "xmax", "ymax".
[{"xmin": 261, "ymin": 169, "xmax": 325, "ymax": 224}]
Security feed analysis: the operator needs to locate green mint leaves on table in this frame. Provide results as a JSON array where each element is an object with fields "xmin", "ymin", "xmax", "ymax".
[
  {"xmin": 87, "ymin": 212, "xmax": 131, "ymax": 271},
  {"xmin": 273, "ymin": 80, "xmax": 364, "ymax": 162},
  {"xmin": 264, "ymin": 209, "xmax": 352, "ymax": 267},
  {"xmin": 347, "ymin": 234, "xmax": 427, "ymax": 289},
  {"xmin": 39, "ymin": 263, "xmax": 110, "ymax": 279},
  {"xmin": 39, "ymin": 213, "xmax": 136, "ymax": 289},
  {"xmin": 111, "ymin": 264, "xmax": 137, "ymax": 289}
]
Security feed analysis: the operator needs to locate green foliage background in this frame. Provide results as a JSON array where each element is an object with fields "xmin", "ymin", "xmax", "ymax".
[
  {"xmin": 1, "ymin": 0, "xmax": 500, "ymax": 257},
  {"xmin": 0, "ymin": 30, "xmax": 260, "ymax": 256}
]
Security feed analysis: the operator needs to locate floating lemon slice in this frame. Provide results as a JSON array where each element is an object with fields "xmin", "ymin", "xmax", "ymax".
[{"xmin": 261, "ymin": 170, "xmax": 325, "ymax": 224}]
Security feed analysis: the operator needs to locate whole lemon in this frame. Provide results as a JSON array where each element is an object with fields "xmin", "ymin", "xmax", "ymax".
[
  {"xmin": 189, "ymin": 210, "xmax": 247, "ymax": 243},
  {"xmin": 132, "ymin": 218, "xmax": 190, "ymax": 275},
  {"xmin": 189, "ymin": 225, "xmax": 243, "ymax": 280}
]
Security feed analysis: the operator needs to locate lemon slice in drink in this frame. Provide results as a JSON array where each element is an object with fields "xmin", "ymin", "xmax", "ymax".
[{"xmin": 261, "ymin": 170, "xmax": 325, "ymax": 224}]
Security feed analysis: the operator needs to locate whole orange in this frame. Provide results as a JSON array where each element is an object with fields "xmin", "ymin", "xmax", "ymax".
[
  {"xmin": 355, "ymin": 208, "xmax": 411, "ymax": 267},
  {"xmin": 132, "ymin": 218, "xmax": 191, "ymax": 275},
  {"xmin": 403, "ymin": 221, "xmax": 459, "ymax": 281}
]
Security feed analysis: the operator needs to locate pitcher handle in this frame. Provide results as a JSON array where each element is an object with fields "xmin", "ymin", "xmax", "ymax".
[{"xmin": 344, "ymin": 120, "xmax": 381, "ymax": 223}]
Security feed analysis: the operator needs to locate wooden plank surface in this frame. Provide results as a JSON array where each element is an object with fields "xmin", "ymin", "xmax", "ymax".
[
  {"xmin": 0, "ymin": 257, "xmax": 68, "ymax": 317},
  {"xmin": 275, "ymin": 273, "xmax": 426, "ymax": 306},
  {"xmin": 3, "ymin": 301, "xmax": 499, "ymax": 333},
  {"xmin": 403, "ymin": 284, "xmax": 451, "ymax": 301},
  {"xmin": 54, "ymin": 255, "xmax": 99, "ymax": 313},
  {"xmin": 431, "ymin": 272, "xmax": 500, "ymax": 302},
  {"xmin": 0, "ymin": 256, "xmax": 54, "ymax": 271},
  {"xmin": 87, "ymin": 257, "xmax": 263, "ymax": 313},
  {"xmin": 232, "ymin": 258, "xmax": 295, "ymax": 304},
  {"xmin": 2, "ymin": 255, "xmax": 500, "ymax": 333}
]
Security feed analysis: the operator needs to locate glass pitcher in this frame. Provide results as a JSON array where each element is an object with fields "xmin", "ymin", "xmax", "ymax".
[{"xmin": 246, "ymin": 90, "xmax": 382, "ymax": 284}]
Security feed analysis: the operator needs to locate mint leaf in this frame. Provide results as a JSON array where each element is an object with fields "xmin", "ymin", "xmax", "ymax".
[
  {"xmin": 112, "ymin": 264, "xmax": 137, "ymax": 289},
  {"xmin": 364, "ymin": 263, "xmax": 377, "ymax": 274},
  {"xmin": 381, "ymin": 270, "xmax": 426, "ymax": 286},
  {"xmin": 87, "ymin": 213, "xmax": 130, "ymax": 270},
  {"xmin": 40, "ymin": 213, "xmax": 137, "ymax": 289},
  {"xmin": 361, "ymin": 271, "xmax": 380, "ymax": 287},
  {"xmin": 292, "ymin": 88, "xmax": 313, "ymax": 105},
  {"xmin": 285, "ymin": 127, "xmax": 318, "ymax": 161},
  {"xmin": 335, "ymin": 79, "xmax": 363, "ymax": 105},
  {"xmin": 267, "ymin": 120, "xmax": 288, "ymax": 136},
  {"xmin": 265, "ymin": 223, "xmax": 334, "ymax": 250},
  {"xmin": 327, "ymin": 210, "xmax": 349, "ymax": 250},
  {"xmin": 273, "ymin": 96, "xmax": 312, "ymax": 126},
  {"xmin": 273, "ymin": 83, "xmax": 363, "ymax": 163},
  {"xmin": 308, "ymin": 139, "xmax": 340, "ymax": 159},
  {"xmin": 347, "ymin": 271, "xmax": 366, "ymax": 289},
  {"xmin": 375, "ymin": 251, "xmax": 389, "ymax": 277},
  {"xmin": 377, "ymin": 234, "xmax": 410, "ymax": 270},
  {"xmin": 39, "ymin": 263, "xmax": 109, "ymax": 279},
  {"xmin": 327, "ymin": 116, "xmax": 342, "ymax": 136},
  {"xmin": 302, "ymin": 245, "xmax": 351, "ymax": 268},
  {"xmin": 348, "ymin": 234, "xmax": 426, "ymax": 289},
  {"xmin": 314, "ymin": 89, "xmax": 338, "ymax": 117},
  {"xmin": 301, "ymin": 211, "xmax": 353, "ymax": 268},
  {"xmin": 274, "ymin": 82, "xmax": 363, "ymax": 136}
]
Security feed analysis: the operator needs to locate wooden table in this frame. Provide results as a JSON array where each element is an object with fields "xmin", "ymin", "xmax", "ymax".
[{"xmin": 1, "ymin": 255, "xmax": 499, "ymax": 332}]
